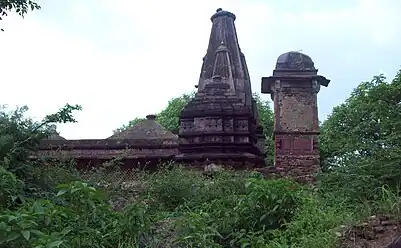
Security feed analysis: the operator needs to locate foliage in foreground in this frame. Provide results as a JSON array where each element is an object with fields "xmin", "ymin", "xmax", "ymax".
[{"xmin": 3, "ymin": 162, "xmax": 401, "ymax": 248}]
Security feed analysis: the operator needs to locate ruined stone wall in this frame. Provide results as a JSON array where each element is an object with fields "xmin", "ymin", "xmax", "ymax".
[
  {"xmin": 275, "ymin": 83, "xmax": 319, "ymax": 133},
  {"xmin": 273, "ymin": 80, "xmax": 320, "ymax": 183},
  {"xmin": 258, "ymin": 155, "xmax": 320, "ymax": 184}
]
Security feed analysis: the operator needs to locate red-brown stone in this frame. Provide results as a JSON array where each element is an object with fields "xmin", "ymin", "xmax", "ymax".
[{"xmin": 261, "ymin": 51, "xmax": 330, "ymax": 183}]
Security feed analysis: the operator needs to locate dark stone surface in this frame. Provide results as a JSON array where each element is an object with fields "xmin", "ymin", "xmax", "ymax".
[
  {"xmin": 211, "ymin": 8, "xmax": 236, "ymax": 22},
  {"xmin": 177, "ymin": 9, "xmax": 265, "ymax": 166},
  {"xmin": 275, "ymin": 51, "xmax": 316, "ymax": 71}
]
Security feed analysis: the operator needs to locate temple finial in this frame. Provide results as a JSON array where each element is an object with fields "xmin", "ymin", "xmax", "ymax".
[{"xmin": 210, "ymin": 8, "xmax": 236, "ymax": 22}]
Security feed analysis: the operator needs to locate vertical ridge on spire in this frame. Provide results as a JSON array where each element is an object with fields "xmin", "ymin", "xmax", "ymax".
[{"xmin": 212, "ymin": 41, "xmax": 232, "ymax": 79}]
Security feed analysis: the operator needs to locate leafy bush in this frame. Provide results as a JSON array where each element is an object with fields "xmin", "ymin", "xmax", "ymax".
[
  {"xmin": 145, "ymin": 165, "xmax": 205, "ymax": 211},
  {"xmin": 237, "ymin": 178, "xmax": 302, "ymax": 231},
  {"xmin": 173, "ymin": 178, "xmax": 304, "ymax": 247},
  {"xmin": 0, "ymin": 166, "xmax": 24, "ymax": 209},
  {"xmin": 0, "ymin": 181, "xmax": 151, "ymax": 248}
]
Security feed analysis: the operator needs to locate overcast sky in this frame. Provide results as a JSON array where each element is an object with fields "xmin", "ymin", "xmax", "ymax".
[{"xmin": 1, "ymin": 0, "xmax": 400, "ymax": 139}]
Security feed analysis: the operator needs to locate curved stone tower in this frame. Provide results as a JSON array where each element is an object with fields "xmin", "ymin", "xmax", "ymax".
[
  {"xmin": 176, "ymin": 8, "xmax": 265, "ymax": 167},
  {"xmin": 261, "ymin": 51, "xmax": 330, "ymax": 182}
]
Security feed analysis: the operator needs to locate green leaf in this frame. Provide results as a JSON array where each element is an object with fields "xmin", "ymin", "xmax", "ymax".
[
  {"xmin": 259, "ymin": 214, "xmax": 268, "ymax": 223},
  {"xmin": 30, "ymin": 229, "xmax": 44, "ymax": 236},
  {"xmin": 6, "ymin": 231, "xmax": 20, "ymax": 242},
  {"xmin": 7, "ymin": 215, "xmax": 17, "ymax": 223},
  {"xmin": 32, "ymin": 201, "xmax": 45, "ymax": 214},
  {"xmin": 241, "ymin": 243, "xmax": 250, "ymax": 248},
  {"xmin": 49, "ymin": 241, "xmax": 63, "ymax": 248},
  {"xmin": 244, "ymin": 181, "xmax": 253, "ymax": 189},
  {"xmin": 21, "ymin": 230, "xmax": 30, "ymax": 240},
  {"xmin": 56, "ymin": 189, "xmax": 68, "ymax": 197},
  {"xmin": 70, "ymin": 187, "xmax": 81, "ymax": 193},
  {"xmin": 60, "ymin": 227, "xmax": 72, "ymax": 236}
]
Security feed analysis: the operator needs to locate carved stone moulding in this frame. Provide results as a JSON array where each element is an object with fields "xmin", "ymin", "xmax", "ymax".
[
  {"xmin": 179, "ymin": 131, "xmax": 251, "ymax": 137},
  {"xmin": 181, "ymin": 111, "xmax": 242, "ymax": 118},
  {"xmin": 180, "ymin": 108, "xmax": 253, "ymax": 118},
  {"xmin": 179, "ymin": 142, "xmax": 260, "ymax": 151}
]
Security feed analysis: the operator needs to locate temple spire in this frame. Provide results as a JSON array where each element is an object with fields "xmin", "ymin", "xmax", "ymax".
[
  {"xmin": 197, "ymin": 8, "xmax": 252, "ymax": 106},
  {"xmin": 177, "ymin": 9, "xmax": 265, "ymax": 167}
]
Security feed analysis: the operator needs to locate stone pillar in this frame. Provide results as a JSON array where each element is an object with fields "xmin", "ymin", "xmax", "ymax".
[{"xmin": 261, "ymin": 51, "xmax": 330, "ymax": 183}]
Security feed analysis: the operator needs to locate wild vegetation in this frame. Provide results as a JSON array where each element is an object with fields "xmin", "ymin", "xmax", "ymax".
[{"xmin": 2, "ymin": 2, "xmax": 401, "ymax": 247}]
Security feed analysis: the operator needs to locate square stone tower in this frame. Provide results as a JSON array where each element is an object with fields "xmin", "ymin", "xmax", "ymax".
[
  {"xmin": 261, "ymin": 52, "xmax": 330, "ymax": 182},
  {"xmin": 176, "ymin": 9, "xmax": 265, "ymax": 167}
]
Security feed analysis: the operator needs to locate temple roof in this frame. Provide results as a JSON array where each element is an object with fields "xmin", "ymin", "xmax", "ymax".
[
  {"xmin": 107, "ymin": 114, "xmax": 177, "ymax": 140},
  {"xmin": 275, "ymin": 51, "xmax": 316, "ymax": 72}
]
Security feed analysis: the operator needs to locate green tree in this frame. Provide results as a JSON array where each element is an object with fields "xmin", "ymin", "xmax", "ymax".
[
  {"xmin": 0, "ymin": 104, "xmax": 82, "ymax": 186},
  {"xmin": 113, "ymin": 117, "xmax": 145, "ymax": 134},
  {"xmin": 0, "ymin": 0, "xmax": 41, "ymax": 31},
  {"xmin": 155, "ymin": 92, "xmax": 196, "ymax": 134},
  {"xmin": 319, "ymin": 70, "xmax": 401, "ymax": 200},
  {"xmin": 252, "ymin": 93, "xmax": 274, "ymax": 164},
  {"xmin": 113, "ymin": 92, "xmax": 196, "ymax": 134}
]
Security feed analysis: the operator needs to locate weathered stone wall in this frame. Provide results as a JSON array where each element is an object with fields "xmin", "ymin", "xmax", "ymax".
[
  {"xmin": 273, "ymin": 133, "xmax": 320, "ymax": 183},
  {"xmin": 270, "ymin": 79, "xmax": 321, "ymax": 183},
  {"xmin": 277, "ymin": 86, "xmax": 318, "ymax": 132},
  {"xmin": 274, "ymin": 155, "xmax": 320, "ymax": 184},
  {"xmin": 256, "ymin": 156, "xmax": 320, "ymax": 184}
]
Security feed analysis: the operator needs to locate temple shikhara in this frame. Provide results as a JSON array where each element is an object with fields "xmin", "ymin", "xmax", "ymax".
[{"xmin": 38, "ymin": 9, "xmax": 330, "ymax": 182}]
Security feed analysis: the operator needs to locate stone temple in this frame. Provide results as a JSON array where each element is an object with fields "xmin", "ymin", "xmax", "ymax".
[
  {"xmin": 36, "ymin": 9, "xmax": 330, "ymax": 181},
  {"xmin": 176, "ymin": 8, "xmax": 265, "ymax": 167}
]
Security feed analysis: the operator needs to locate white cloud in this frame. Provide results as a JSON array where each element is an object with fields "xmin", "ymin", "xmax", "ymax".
[{"xmin": 0, "ymin": 0, "xmax": 400, "ymax": 139}]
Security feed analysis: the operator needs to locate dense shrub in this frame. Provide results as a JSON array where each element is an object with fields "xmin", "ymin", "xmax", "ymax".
[
  {"xmin": 173, "ymin": 178, "xmax": 304, "ymax": 247},
  {"xmin": 0, "ymin": 181, "xmax": 151, "ymax": 248},
  {"xmin": 0, "ymin": 166, "xmax": 24, "ymax": 209}
]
